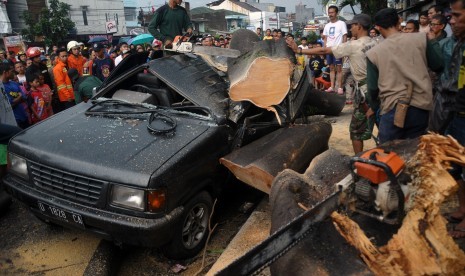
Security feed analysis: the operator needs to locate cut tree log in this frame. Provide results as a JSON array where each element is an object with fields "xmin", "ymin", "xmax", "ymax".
[
  {"xmin": 227, "ymin": 33, "xmax": 296, "ymax": 122},
  {"xmin": 269, "ymin": 148, "xmax": 372, "ymax": 275},
  {"xmin": 331, "ymin": 133, "xmax": 465, "ymax": 275},
  {"xmin": 220, "ymin": 122, "xmax": 331, "ymax": 194},
  {"xmin": 306, "ymin": 88, "xmax": 346, "ymax": 116}
]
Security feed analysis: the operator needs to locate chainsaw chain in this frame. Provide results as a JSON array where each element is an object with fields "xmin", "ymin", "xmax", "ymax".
[
  {"xmin": 250, "ymin": 194, "xmax": 337, "ymax": 275},
  {"xmin": 251, "ymin": 226, "xmax": 314, "ymax": 275}
]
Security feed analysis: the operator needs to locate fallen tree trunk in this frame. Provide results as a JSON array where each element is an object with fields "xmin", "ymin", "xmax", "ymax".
[
  {"xmin": 269, "ymin": 148, "xmax": 372, "ymax": 275},
  {"xmin": 305, "ymin": 88, "xmax": 346, "ymax": 116},
  {"xmin": 227, "ymin": 32, "xmax": 296, "ymax": 121},
  {"xmin": 220, "ymin": 122, "xmax": 331, "ymax": 194}
]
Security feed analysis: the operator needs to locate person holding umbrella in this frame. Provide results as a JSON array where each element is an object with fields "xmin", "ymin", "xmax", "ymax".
[{"xmin": 148, "ymin": 0, "xmax": 193, "ymax": 49}]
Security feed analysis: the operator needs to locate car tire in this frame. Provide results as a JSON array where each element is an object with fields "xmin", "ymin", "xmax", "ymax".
[{"xmin": 163, "ymin": 191, "xmax": 213, "ymax": 260}]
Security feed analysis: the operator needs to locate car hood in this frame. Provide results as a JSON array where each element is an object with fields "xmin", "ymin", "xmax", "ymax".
[
  {"xmin": 148, "ymin": 54, "xmax": 229, "ymax": 123},
  {"xmin": 9, "ymin": 103, "xmax": 212, "ymax": 187}
]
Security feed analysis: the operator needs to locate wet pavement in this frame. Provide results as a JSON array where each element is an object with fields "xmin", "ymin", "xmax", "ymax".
[{"xmin": 0, "ymin": 181, "xmax": 263, "ymax": 276}]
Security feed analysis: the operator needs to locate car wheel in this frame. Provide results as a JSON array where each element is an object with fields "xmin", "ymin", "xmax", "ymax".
[{"xmin": 163, "ymin": 191, "xmax": 213, "ymax": 260}]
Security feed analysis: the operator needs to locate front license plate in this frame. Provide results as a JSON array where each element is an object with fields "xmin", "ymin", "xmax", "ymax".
[{"xmin": 38, "ymin": 202, "xmax": 85, "ymax": 229}]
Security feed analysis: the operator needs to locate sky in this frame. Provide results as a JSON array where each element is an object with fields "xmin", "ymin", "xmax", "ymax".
[{"xmin": 137, "ymin": 0, "xmax": 330, "ymax": 14}]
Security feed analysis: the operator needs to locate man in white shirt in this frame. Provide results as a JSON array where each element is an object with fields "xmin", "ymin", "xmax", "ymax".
[
  {"xmin": 322, "ymin": 5, "xmax": 347, "ymax": 94},
  {"xmin": 114, "ymin": 42, "xmax": 129, "ymax": 67}
]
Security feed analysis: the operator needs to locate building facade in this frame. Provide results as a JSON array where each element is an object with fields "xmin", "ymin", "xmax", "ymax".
[
  {"xmin": 63, "ymin": 0, "xmax": 127, "ymax": 38},
  {"xmin": 295, "ymin": 4, "xmax": 314, "ymax": 25}
]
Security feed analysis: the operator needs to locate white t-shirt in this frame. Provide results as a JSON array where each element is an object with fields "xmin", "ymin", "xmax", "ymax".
[
  {"xmin": 323, "ymin": 20, "xmax": 348, "ymax": 47},
  {"xmin": 114, "ymin": 55, "xmax": 123, "ymax": 67},
  {"xmin": 17, "ymin": 74, "xmax": 26, "ymax": 86}
]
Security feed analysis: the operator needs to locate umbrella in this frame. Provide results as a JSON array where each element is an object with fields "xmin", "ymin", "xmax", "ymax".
[
  {"xmin": 88, "ymin": 36, "xmax": 109, "ymax": 44},
  {"xmin": 118, "ymin": 36, "xmax": 132, "ymax": 44},
  {"xmin": 129, "ymin": 34, "xmax": 154, "ymax": 45}
]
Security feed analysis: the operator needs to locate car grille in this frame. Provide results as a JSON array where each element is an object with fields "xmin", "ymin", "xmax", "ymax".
[{"xmin": 30, "ymin": 162, "xmax": 104, "ymax": 205}]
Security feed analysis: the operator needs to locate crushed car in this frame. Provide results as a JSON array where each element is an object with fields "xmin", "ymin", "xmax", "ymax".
[{"xmin": 4, "ymin": 50, "xmax": 330, "ymax": 259}]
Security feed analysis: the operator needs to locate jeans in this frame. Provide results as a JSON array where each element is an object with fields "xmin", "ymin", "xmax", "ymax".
[
  {"xmin": 445, "ymin": 115, "xmax": 465, "ymax": 180},
  {"xmin": 378, "ymin": 106, "xmax": 429, "ymax": 144}
]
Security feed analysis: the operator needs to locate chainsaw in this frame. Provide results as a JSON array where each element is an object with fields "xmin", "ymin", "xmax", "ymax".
[
  {"xmin": 216, "ymin": 148, "xmax": 409, "ymax": 275},
  {"xmin": 166, "ymin": 35, "xmax": 241, "ymax": 58}
]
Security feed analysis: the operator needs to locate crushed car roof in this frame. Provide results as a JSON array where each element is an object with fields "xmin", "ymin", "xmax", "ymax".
[{"xmin": 148, "ymin": 54, "xmax": 230, "ymax": 122}]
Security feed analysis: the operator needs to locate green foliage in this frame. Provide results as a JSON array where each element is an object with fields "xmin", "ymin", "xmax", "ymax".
[
  {"xmin": 307, "ymin": 32, "xmax": 320, "ymax": 44},
  {"xmin": 21, "ymin": 0, "xmax": 75, "ymax": 46}
]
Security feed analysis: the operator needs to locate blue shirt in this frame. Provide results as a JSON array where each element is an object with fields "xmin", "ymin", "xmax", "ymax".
[
  {"xmin": 92, "ymin": 57, "xmax": 115, "ymax": 82},
  {"xmin": 4, "ymin": 81, "xmax": 29, "ymax": 123}
]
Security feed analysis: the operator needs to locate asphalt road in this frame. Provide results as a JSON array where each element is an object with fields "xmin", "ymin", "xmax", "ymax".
[{"xmin": 0, "ymin": 182, "xmax": 264, "ymax": 276}]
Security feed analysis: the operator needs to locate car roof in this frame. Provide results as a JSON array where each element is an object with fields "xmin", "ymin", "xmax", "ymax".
[{"xmin": 148, "ymin": 54, "xmax": 229, "ymax": 122}]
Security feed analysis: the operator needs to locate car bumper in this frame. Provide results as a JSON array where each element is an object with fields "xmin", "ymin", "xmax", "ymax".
[{"xmin": 4, "ymin": 175, "xmax": 184, "ymax": 247}]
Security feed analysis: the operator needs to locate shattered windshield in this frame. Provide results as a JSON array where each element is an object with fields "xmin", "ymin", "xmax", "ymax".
[{"xmin": 85, "ymin": 99, "xmax": 214, "ymax": 134}]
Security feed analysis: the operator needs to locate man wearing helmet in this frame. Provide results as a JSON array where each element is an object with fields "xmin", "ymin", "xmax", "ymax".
[
  {"xmin": 16, "ymin": 51, "xmax": 27, "ymax": 63},
  {"xmin": 67, "ymin": 41, "xmax": 87, "ymax": 76},
  {"xmin": 25, "ymin": 47, "xmax": 53, "ymax": 91}
]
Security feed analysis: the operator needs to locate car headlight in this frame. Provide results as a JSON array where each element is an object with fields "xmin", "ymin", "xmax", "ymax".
[
  {"xmin": 111, "ymin": 186, "xmax": 145, "ymax": 211},
  {"xmin": 8, "ymin": 153, "xmax": 29, "ymax": 180}
]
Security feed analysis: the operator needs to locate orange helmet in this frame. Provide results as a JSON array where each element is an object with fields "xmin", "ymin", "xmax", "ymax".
[{"xmin": 26, "ymin": 47, "xmax": 41, "ymax": 58}]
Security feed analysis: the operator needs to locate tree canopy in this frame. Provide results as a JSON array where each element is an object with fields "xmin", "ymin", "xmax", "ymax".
[{"xmin": 21, "ymin": 0, "xmax": 75, "ymax": 46}]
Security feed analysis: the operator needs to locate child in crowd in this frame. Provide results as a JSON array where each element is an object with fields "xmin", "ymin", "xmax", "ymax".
[
  {"xmin": 28, "ymin": 74, "xmax": 50, "ymax": 123},
  {"xmin": 314, "ymin": 66, "xmax": 331, "ymax": 90},
  {"xmin": 37, "ymin": 74, "xmax": 54, "ymax": 117}
]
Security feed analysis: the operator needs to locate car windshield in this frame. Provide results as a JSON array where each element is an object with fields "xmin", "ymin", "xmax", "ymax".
[{"xmin": 86, "ymin": 99, "xmax": 214, "ymax": 133}]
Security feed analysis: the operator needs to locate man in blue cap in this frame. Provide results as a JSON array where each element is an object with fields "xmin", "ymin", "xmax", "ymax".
[{"xmin": 90, "ymin": 42, "xmax": 114, "ymax": 82}]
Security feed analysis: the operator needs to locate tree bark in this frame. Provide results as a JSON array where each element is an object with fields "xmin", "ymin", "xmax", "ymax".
[
  {"xmin": 332, "ymin": 134, "xmax": 465, "ymax": 275},
  {"xmin": 227, "ymin": 32, "xmax": 297, "ymax": 121}
]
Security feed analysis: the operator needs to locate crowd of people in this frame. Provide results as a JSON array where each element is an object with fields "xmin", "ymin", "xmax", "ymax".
[
  {"xmin": 288, "ymin": 0, "xmax": 465, "ymax": 239},
  {"xmin": 0, "ymin": 36, "xmax": 171, "ymax": 131}
]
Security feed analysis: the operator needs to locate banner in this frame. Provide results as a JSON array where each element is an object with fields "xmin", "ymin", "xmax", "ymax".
[
  {"xmin": 3, "ymin": 35, "xmax": 22, "ymax": 47},
  {"xmin": 106, "ymin": 21, "xmax": 117, "ymax": 34}
]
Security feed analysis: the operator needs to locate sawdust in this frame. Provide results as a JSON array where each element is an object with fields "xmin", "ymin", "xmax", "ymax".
[{"xmin": 0, "ymin": 203, "xmax": 100, "ymax": 276}]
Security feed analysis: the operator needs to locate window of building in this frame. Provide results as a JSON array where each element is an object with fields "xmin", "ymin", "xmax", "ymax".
[{"xmin": 81, "ymin": 6, "xmax": 88, "ymax": 26}]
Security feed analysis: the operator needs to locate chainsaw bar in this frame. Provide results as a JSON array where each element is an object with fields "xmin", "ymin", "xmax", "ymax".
[{"xmin": 215, "ymin": 190, "xmax": 341, "ymax": 275}]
